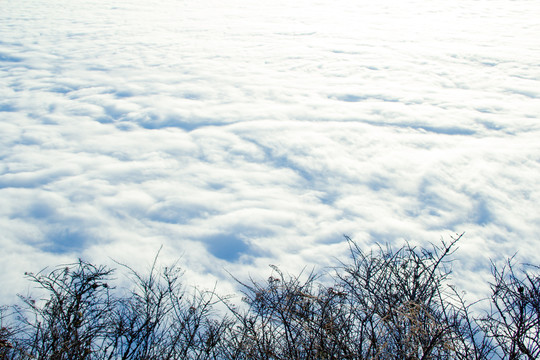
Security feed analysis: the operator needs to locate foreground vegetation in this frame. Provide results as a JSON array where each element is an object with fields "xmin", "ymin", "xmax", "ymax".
[{"xmin": 1, "ymin": 234, "xmax": 539, "ymax": 359}]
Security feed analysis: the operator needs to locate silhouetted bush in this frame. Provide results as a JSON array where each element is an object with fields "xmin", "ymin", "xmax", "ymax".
[
  {"xmin": 480, "ymin": 259, "xmax": 540, "ymax": 360},
  {"xmin": 1, "ymin": 235, "xmax": 538, "ymax": 359}
]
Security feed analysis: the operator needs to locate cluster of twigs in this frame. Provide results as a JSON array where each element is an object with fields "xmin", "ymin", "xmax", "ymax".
[{"xmin": 1, "ymin": 234, "xmax": 538, "ymax": 359}]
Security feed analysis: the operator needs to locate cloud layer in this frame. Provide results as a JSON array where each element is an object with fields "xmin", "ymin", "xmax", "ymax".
[{"xmin": 1, "ymin": 0, "xmax": 539, "ymax": 303}]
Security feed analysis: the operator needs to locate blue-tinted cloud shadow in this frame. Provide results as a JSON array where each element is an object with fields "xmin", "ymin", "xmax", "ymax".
[
  {"xmin": 0, "ymin": 103, "xmax": 16, "ymax": 112},
  {"xmin": 41, "ymin": 227, "xmax": 88, "ymax": 254},
  {"xmin": 204, "ymin": 233, "xmax": 249, "ymax": 262}
]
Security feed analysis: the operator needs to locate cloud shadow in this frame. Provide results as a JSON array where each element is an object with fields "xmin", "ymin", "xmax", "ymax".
[{"xmin": 203, "ymin": 233, "xmax": 249, "ymax": 262}]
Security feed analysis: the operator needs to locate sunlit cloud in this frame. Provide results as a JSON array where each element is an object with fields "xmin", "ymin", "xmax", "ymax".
[{"xmin": 1, "ymin": 0, "xmax": 539, "ymax": 304}]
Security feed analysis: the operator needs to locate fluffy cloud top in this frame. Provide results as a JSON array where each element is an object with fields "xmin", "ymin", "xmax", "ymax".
[{"xmin": 1, "ymin": 0, "xmax": 539, "ymax": 304}]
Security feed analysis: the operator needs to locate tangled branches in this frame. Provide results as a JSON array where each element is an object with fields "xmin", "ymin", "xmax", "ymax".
[{"xmin": 1, "ymin": 235, "xmax": 538, "ymax": 359}]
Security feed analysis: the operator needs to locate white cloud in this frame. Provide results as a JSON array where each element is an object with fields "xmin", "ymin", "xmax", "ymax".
[{"xmin": 1, "ymin": 0, "xmax": 539, "ymax": 305}]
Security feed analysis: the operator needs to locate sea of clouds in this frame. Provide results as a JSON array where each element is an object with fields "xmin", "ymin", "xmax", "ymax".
[{"xmin": 1, "ymin": 0, "xmax": 539, "ymax": 304}]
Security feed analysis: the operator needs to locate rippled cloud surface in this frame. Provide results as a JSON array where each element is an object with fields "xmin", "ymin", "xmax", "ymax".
[{"xmin": 1, "ymin": 0, "xmax": 539, "ymax": 301}]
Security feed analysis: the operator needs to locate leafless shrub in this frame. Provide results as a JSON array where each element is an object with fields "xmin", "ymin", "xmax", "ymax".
[
  {"xmin": 222, "ymin": 265, "xmax": 325, "ymax": 359},
  {"xmin": 479, "ymin": 259, "xmax": 540, "ymax": 359},
  {"xmin": 1, "ymin": 235, "xmax": 539, "ymax": 360},
  {"xmin": 9, "ymin": 260, "xmax": 115, "ymax": 359},
  {"xmin": 106, "ymin": 252, "xmax": 230, "ymax": 360},
  {"xmin": 224, "ymin": 234, "xmax": 470, "ymax": 359}
]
